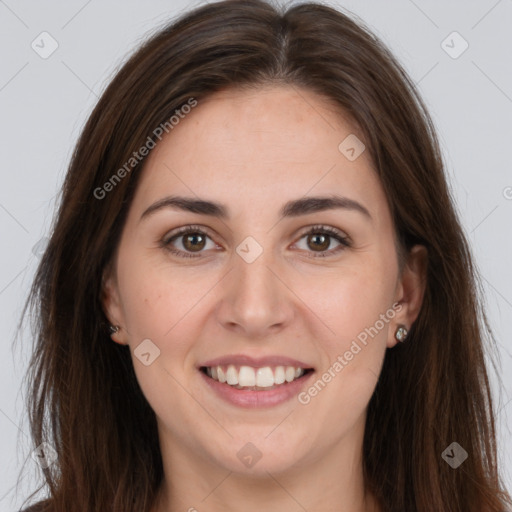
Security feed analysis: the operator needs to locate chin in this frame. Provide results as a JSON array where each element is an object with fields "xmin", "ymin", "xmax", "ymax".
[{"xmin": 210, "ymin": 432, "xmax": 308, "ymax": 476}]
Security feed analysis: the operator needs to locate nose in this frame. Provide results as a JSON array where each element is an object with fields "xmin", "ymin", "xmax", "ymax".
[{"xmin": 215, "ymin": 245, "xmax": 295, "ymax": 338}]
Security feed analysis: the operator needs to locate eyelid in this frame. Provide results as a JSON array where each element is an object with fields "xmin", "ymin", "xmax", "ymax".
[
  {"xmin": 292, "ymin": 224, "xmax": 351, "ymax": 258},
  {"xmin": 296, "ymin": 224, "xmax": 350, "ymax": 243},
  {"xmin": 160, "ymin": 223, "xmax": 351, "ymax": 259},
  {"xmin": 160, "ymin": 224, "xmax": 220, "ymax": 258}
]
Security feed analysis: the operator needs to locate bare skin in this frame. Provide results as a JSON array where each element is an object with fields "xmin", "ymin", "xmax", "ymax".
[{"xmin": 102, "ymin": 85, "xmax": 427, "ymax": 512}]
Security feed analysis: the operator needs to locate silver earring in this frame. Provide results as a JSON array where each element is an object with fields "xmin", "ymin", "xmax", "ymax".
[
  {"xmin": 395, "ymin": 325, "xmax": 408, "ymax": 342},
  {"xmin": 109, "ymin": 324, "xmax": 120, "ymax": 334}
]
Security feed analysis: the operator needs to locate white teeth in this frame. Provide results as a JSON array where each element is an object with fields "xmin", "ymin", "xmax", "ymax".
[
  {"xmin": 274, "ymin": 366, "xmax": 285, "ymax": 385},
  {"xmin": 204, "ymin": 364, "xmax": 307, "ymax": 388},
  {"xmin": 285, "ymin": 366, "xmax": 295, "ymax": 382},
  {"xmin": 226, "ymin": 364, "xmax": 238, "ymax": 385},
  {"xmin": 238, "ymin": 366, "xmax": 256, "ymax": 387},
  {"xmin": 256, "ymin": 367, "xmax": 274, "ymax": 387}
]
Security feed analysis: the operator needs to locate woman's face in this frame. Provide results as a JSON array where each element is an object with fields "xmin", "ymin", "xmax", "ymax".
[{"xmin": 103, "ymin": 85, "xmax": 425, "ymax": 477}]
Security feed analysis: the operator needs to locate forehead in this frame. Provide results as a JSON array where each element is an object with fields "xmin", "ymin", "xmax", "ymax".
[
  {"xmin": 130, "ymin": 85, "xmax": 385, "ymax": 220},
  {"xmin": 173, "ymin": 85, "xmax": 362, "ymax": 163}
]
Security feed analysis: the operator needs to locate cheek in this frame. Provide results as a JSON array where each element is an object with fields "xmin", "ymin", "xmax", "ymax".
[
  {"xmin": 310, "ymin": 256, "xmax": 397, "ymax": 392},
  {"xmin": 294, "ymin": 268, "xmax": 395, "ymax": 441},
  {"xmin": 116, "ymin": 246, "xmax": 213, "ymax": 340},
  {"xmin": 116, "ymin": 258, "xmax": 205, "ymax": 427},
  {"xmin": 113, "ymin": 251, "xmax": 203, "ymax": 402},
  {"xmin": 303, "ymin": 257, "xmax": 398, "ymax": 350}
]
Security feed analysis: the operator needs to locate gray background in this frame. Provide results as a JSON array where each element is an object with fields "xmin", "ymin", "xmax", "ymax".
[{"xmin": 1, "ymin": 0, "xmax": 511, "ymax": 509}]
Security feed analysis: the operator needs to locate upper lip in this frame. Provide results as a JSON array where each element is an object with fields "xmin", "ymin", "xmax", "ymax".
[{"xmin": 199, "ymin": 354, "xmax": 314, "ymax": 369}]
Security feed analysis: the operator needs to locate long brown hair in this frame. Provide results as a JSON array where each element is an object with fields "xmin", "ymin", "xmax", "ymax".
[{"xmin": 16, "ymin": 0, "xmax": 511, "ymax": 510}]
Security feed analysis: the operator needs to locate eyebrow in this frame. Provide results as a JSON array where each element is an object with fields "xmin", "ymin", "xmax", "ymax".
[{"xmin": 140, "ymin": 194, "xmax": 372, "ymax": 222}]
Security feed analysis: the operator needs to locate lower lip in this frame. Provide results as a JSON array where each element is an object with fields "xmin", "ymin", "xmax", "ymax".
[{"xmin": 199, "ymin": 369, "xmax": 315, "ymax": 408}]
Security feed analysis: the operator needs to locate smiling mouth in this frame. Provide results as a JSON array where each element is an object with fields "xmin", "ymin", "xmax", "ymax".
[{"xmin": 200, "ymin": 365, "xmax": 315, "ymax": 391}]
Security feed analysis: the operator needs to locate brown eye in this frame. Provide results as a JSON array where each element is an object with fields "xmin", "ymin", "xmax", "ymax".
[
  {"xmin": 161, "ymin": 224, "xmax": 350, "ymax": 260},
  {"xmin": 306, "ymin": 232, "xmax": 331, "ymax": 252},
  {"xmin": 161, "ymin": 226, "xmax": 216, "ymax": 259},
  {"xmin": 295, "ymin": 225, "xmax": 351, "ymax": 258},
  {"xmin": 182, "ymin": 232, "xmax": 207, "ymax": 252}
]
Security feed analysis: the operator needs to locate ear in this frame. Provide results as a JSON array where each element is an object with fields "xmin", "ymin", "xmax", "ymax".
[
  {"xmin": 387, "ymin": 244, "xmax": 428, "ymax": 348},
  {"xmin": 100, "ymin": 262, "xmax": 128, "ymax": 346}
]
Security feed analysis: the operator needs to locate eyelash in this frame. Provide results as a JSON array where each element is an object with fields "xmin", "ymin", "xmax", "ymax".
[{"xmin": 160, "ymin": 224, "xmax": 351, "ymax": 260}]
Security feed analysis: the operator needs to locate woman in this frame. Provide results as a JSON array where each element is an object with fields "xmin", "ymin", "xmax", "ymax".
[{"xmin": 17, "ymin": 0, "xmax": 512, "ymax": 510}]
